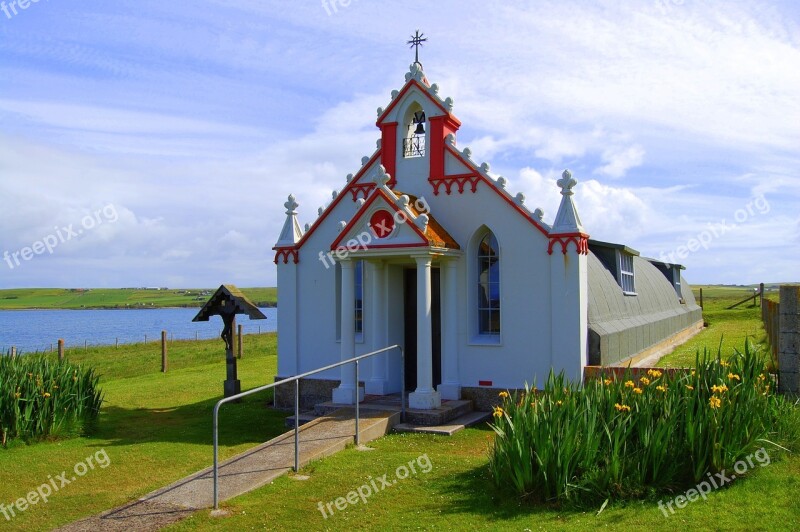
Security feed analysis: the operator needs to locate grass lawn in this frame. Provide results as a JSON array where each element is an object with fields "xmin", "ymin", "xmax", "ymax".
[
  {"xmin": 0, "ymin": 333, "xmax": 288, "ymax": 531},
  {"xmin": 0, "ymin": 287, "xmax": 277, "ymax": 310},
  {"xmin": 171, "ymin": 429, "xmax": 800, "ymax": 531},
  {"xmin": 657, "ymin": 285, "xmax": 774, "ymax": 368},
  {"xmin": 2, "ymin": 286, "xmax": 798, "ymax": 531}
]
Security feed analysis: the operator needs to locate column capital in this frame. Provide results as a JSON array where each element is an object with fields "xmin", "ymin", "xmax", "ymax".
[{"xmin": 414, "ymin": 255, "xmax": 432, "ymax": 267}]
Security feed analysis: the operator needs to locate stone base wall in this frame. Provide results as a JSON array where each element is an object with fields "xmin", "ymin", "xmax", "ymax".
[
  {"xmin": 460, "ymin": 386, "xmax": 522, "ymax": 412},
  {"xmin": 272, "ymin": 377, "xmax": 340, "ymax": 410}
]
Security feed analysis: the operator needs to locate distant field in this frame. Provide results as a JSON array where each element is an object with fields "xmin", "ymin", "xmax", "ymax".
[
  {"xmin": 656, "ymin": 283, "xmax": 782, "ymax": 367},
  {"xmin": 0, "ymin": 287, "xmax": 277, "ymax": 310}
]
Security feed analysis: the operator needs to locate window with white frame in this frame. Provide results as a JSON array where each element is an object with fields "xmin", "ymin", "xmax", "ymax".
[
  {"xmin": 618, "ymin": 252, "xmax": 635, "ymax": 294},
  {"xmin": 477, "ymin": 232, "xmax": 500, "ymax": 335},
  {"xmin": 354, "ymin": 260, "xmax": 364, "ymax": 334},
  {"xmin": 335, "ymin": 260, "xmax": 365, "ymax": 339}
]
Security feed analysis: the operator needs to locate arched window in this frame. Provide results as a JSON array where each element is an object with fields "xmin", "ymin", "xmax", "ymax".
[{"xmin": 477, "ymin": 232, "xmax": 500, "ymax": 335}]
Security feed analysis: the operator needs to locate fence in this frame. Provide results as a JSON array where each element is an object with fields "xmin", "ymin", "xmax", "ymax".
[
  {"xmin": 3, "ymin": 326, "xmax": 257, "ymax": 372},
  {"xmin": 761, "ymin": 285, "xmax": 800, "ymax": 394}
]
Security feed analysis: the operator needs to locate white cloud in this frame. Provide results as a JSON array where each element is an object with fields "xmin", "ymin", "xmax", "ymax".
[
  {"xmin": 1, "ymin": 0, "xmax": 798, "ymax": 286},
  {"xmin": 596, "ymin": 145, "xmax": 645, "ymax": 179}
]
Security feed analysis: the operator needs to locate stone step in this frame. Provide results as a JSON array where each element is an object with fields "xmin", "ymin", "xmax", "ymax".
[
  {"xmin": 394, "ymin": 410, "xmax": 492, "ymax": 436},
  {"xmin": 314, "ymin": 395, "xmax": 474, "ymax": 426},
  {"xmin": 284, "ymin": 411, "xmax": 319, "ymax": 427}
]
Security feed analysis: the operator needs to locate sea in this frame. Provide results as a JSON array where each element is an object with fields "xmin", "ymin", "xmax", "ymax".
[{"xmin": 0, "ymin": 307, "xmax": 278, "ymax": 354}]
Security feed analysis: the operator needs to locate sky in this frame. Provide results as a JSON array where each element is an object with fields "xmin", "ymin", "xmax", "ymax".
[{"xmin": 0, "ymin": 0, "xmax": 798, "ymax": 288}]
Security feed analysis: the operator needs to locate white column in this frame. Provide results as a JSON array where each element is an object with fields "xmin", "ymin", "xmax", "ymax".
[
  {"xmin": 409, "ymin": 256, "xmax": 441, "ymax": 409},
  {"xmin": 366, "ymin": 261, "xmax": 389, "ymax": 395},
  {"xmin": 332, "ymin": 259, "xmax": 363, "ymax": 404},
  {"xmin": 438, "ymin": 259, "xmax": 460, "ymax": 400}
]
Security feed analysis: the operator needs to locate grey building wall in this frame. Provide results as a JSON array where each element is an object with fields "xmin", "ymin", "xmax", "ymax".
[{"xmin": 587, "ymin": 253, "xmax": 702, "ymax": 365}]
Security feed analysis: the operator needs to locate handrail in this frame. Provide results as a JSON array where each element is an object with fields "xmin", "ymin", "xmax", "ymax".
[{"xmin": 212, "ymin": 344, "xmax": 404, "ymax": 509}]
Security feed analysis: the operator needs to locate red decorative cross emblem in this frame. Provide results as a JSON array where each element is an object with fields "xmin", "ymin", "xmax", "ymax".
[{"xmin": 369, "ymin": 210, "xmax": 395, "ymax": 239}]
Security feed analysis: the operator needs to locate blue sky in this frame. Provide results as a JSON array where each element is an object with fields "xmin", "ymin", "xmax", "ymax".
[{"xmin": 1, "ymin": 0, "xmax": 798, "ymax": 288}]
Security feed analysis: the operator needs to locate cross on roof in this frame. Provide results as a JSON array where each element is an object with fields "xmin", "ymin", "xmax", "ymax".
[{"xmin": 407, "ymin": 30, "xmax": 427, "ymax": 65}]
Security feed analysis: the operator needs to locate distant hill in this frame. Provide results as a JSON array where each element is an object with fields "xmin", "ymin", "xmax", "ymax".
[{"xmin": 0, "ymin": 287, "xmax": 277, "ymax": 310}]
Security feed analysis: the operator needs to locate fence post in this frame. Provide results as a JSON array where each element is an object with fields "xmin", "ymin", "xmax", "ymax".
[
  {"xmin": 699, "ymin": 288, "xmax": 703, "ymax": 310},
  {"xmin": 759, "ymin": 282, "xmax": 765, "ymax": 308},
  {"xmin": 237, "ymin": 324, "xmax": 243, "ymax": 359},
  {"xmin": 58, "ymin": 339, "xmax": 64, "ymax": 362},
  {"xmin": 778, "ymin": 286, "xmax": 799, "ymax": 395},
  {"xmin": 10, "ymin": 346, "xmax": 16, "ymax": 359},
  {"xmin": 161, "ymin": 330, "xmax": 168, "ymax": 373}
]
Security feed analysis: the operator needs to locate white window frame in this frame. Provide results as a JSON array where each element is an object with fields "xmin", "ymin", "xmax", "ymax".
[
  {"xmin": 469, "ymin": 230, "xmax": 502, "ymax": 345},
  {"xmin": 618, "ymin": 252, "xmax": 636, "ymax": 295},
  {"xmin": 335, "ymin": 260, "xmax": 365, "ymax": 343}
]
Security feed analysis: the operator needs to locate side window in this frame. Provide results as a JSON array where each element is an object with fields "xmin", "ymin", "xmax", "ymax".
[
  {"xmin": 335, "ymin": 260, "xmax": 365, "ymax": 340},
  {"xmin": 618, "ymin": 252, "xmax": 636, "ymax": 294},
  {"xmin": 354, "ymin": 260, "xmax": 364, "ymax": 335},
  {"xmin": 477, "ymin": 232, "xmax": 500, "ymax": 335}
]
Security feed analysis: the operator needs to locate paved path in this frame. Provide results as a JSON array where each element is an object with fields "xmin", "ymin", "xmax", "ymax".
[{"xmin": 56, "ymin": 408, "xmax": 399, "ymax": 532}]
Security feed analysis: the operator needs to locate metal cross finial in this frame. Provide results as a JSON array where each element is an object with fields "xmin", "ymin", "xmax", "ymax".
[{"xmin": 407, "ymin": 30, "xmax": 427, "ymax": 65}]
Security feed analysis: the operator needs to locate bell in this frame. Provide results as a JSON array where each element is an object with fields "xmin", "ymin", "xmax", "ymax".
[{"xmin": 414, "ymin": 122, "xmax": 425, "ymax": 135}]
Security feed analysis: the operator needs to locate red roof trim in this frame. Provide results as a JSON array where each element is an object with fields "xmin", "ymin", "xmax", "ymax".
[
  {"xmin": 292, "ymin": 149, "xmax": 383, "ymax": 251},
  {"xmin": 376, "ymin": 79, "xmax": 459, "ymax": 127},
  {"xmin": 442, "ymin": 144, "xmax": 550, "ymax": 237},
  {"xmin": 272, "ymin": 248, "xmax": 299, "ymax": 264},
  {"xmin": 547, "ymin": 233, "xmax": 590, "ymax": 255},
  {"xmin": 330, "ymin": 188, "xmax": 430, "ymax": 251}
]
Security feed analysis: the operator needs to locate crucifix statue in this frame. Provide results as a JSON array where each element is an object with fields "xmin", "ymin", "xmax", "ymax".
[{"xmin": 192, "ymin": 285, "xmax": 267, "ymax": 398}]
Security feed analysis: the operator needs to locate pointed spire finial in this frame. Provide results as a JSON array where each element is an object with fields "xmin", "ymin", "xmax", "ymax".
[
  {"xmin": 284, "ymin": 194, "xmax": 299, "ymax": 214},
  {"xmin": 557, "ymin": 169, "xmax": 577, "ymax": 196}
]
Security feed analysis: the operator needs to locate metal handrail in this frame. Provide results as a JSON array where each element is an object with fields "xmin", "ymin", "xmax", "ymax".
[{"xmin": 212, "ymin": 344, "xmax": 404, "ymax": 509}]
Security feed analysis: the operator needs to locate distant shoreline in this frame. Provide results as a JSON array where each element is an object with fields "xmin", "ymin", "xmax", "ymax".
[
  {"xmin": 0, "ymin": 303, "xmax": 278, "ymax": 311},
  {"xmin": 0, "ymin": 287, "xmax": 278, "ymax": 311}
]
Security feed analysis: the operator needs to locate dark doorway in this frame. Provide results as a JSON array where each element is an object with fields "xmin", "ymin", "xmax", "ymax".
[{"xmin": 403, "ymin": 267, "xmax": 442, "ymax": 391}]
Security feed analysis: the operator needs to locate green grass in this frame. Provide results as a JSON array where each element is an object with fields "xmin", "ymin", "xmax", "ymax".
[
  {"xmin": 1, "ymin": 356, "xmax": 103, "ymax": 445},
  {"xmin": 0, "ymin": 287, "xmax": 277, "ymax": 310},
  {"xmin": 0, "ymin": 333, "xmax": 288, "ymax": 531},
  {"xmin": 168, "ymin": 428, "xmax": 800, "ymax": 531},
  {"xmin": 2, "ymin": 285, "xmax": 798, "ymax": 531},
  {"xmin": 657, "ymin": 285, "xmax": 775, "ymax": 367}
]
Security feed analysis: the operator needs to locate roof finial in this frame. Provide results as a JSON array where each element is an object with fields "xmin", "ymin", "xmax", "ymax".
[
  {"xmin": 407, "ymin": 30, "xmax": 427, "ymax": 66},
  {"xmin": 557, "ymin": 169, "xmax": 577, "ymax": 196}
]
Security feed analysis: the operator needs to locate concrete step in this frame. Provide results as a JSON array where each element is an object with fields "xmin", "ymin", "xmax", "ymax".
[
  {"xmin": 394, "ymin": 410, "xmax": 492, "ymax": 436},
  {"xmin": 284, "ymin": 411, "xmax": 319, "ymax": 427},
  {"xmin": 315, "ymin": 395, "xmax": 475, "ymax": 426}
]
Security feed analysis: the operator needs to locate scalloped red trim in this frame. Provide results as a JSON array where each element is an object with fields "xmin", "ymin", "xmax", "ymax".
[
  {"xmin": 547, "ymin": 234, "xmax": 589, "ymax": 255},
  {"xmin": 273, "ymin": 248, "xmax": 299, "ymax": 264}
]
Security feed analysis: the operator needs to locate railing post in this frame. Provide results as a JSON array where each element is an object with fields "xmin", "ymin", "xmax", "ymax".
[
  {"xmin": 213, "ymin": 404, "xmax": 220, "ymax": 510},
  {"xmin": 294, "ymin": 380, "xmax": 300, "ymax": 472},
  {"xmin": 211, "ymin": 344, "xmax": 400, "ymax": 508},
  {"xmin": 400, "ymin": 347, "xmax": 406, "ymax": 422},
  {"xmin": 355, "ymin": 360, "xmax": 360, "ymax": 446}
]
